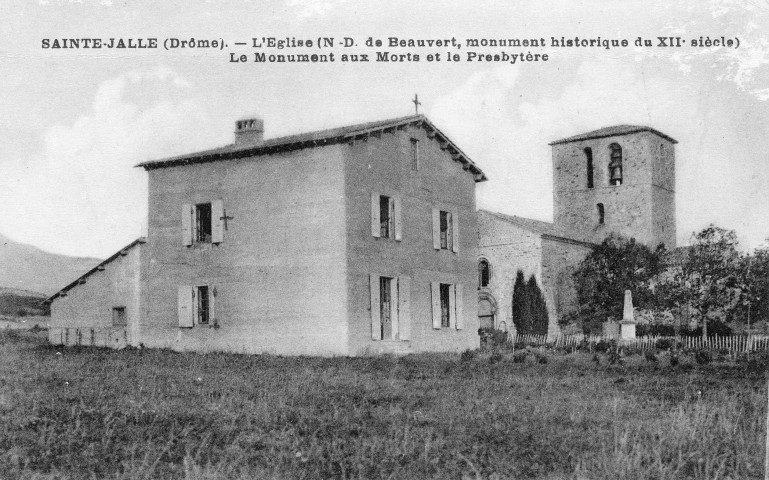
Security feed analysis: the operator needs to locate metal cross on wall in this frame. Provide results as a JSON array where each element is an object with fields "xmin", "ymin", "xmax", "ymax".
[
  {"xmin": 412, "ymin": 94, "xmax": 421, "ymax": 114},
  {"xmin": 220, "ymin": 209, "xmax": 234, "ymax": 230}
]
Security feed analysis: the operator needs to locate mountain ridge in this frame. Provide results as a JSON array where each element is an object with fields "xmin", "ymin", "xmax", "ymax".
[{"xmin": 0, "ymin": 232, "xmax": 103, "ymax": 295}]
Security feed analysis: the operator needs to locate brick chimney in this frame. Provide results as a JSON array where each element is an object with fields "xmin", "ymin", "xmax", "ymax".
[{"xmin": 234, "ymin": 117, "xmax": 264, "ymax": 145}]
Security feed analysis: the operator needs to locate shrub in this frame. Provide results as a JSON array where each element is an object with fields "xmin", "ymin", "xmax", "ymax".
[
  {"xmin": 478, "ymin": 327, "xmax": 510, "ymax": 352},
  {"xmin": 607, "ymin": 347, "xmax": 623, "ymax": 366},
  {"xmin": 489, "ymin": 352, "xmax": 503, "ymax": 364},
  {"xmin": 512, "ymin": 352, "xmax": 527, "ymax": 363},
  {"xmin": 460, "ymin": 349, "xmax": 477, "ymax": 362},
  {"xmin": 695, "ymin": 350, "xmax": 712, "ymax": 365},
  {"xmin": 655, "ymin": 338, "xmax": 675, "ymax": 351},
  {"xmin": 669, "ymin": 351, "xmax": 680, "ymax": 367},
  {"xmin": 595, "ymin": 339, "xmax": 614, "ymax": 353},
  {"xmin": 645, "ymin": 351, "xmax": 658, "ymax": 363}
]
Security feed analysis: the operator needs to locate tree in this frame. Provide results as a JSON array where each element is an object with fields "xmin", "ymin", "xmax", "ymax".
[
  {"xmin": 657, "ymin": 226, "xmax": 744, "ymax": 338},
  {"xmin": 512, "ymin": 270, "xmax": 549, "ymax": 335},
  {"xmin": 512, "ymin": 270, "xmax": 530, "ymax": 333},
  {"xmin": 565, "ymin": 234, "xmax": 663, "ymax": 334},
  {"xmin": 527, "ymin": 275, "xmax": 549, "ymax": 335},
  {"xmin": 740, "ymin": 241, "xmax": 769, "ymax": 330}
]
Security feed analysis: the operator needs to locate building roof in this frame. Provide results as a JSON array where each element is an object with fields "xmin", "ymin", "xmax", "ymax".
[
  {"xmin": 43, "ymin": 238, "xmax": 146, "ymax": 305},
  {"xmin": 481, "ymin": 210, "xmax": 556, "ymax": 235},
  {"xmin": 480, "ymin": 209, "xmax": 596, "ymax": 248},
  {"xmin": 136, "ymin": 114, "xmax": 487, "ymax": 182},
  {"xmin": 549, "ymin": 125, "xmax": 678, "ymax": 146}
]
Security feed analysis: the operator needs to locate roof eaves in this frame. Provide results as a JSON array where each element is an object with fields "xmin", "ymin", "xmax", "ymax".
[
  {"xmin": 541, "ymin": 233, "xmax": 596, "ymax": 248},
  {"xmin": 549, "ymin": 126, "xmax": 678, "ymax": 146},
  {"xmin": 135, "ymin": 114, "xmax": 488, "ymax": 182},
  {"xmin": 42, "ymin": 237, "xmax": 146, "ymax": 305}
]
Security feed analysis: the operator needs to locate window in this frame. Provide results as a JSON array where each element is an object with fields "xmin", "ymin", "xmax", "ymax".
[
  {"xmin": 410, "ymin": 138, "xmax": 420, "ymax": 170},
  {"xmin": 371, "ymin": 192, "xmax": 402, "ymax": 240},
  {"xmin": 440, "ymin": 211, "xmax": 452, "ymax": 250},
  {"xmin": 585, "ymin": 147, "xmax": 594, "ymax": 188},
  {"xmin": 182, "ymin": 200, "xmax": 224, "ymax": 246},
  {"xmin": 112, "ymin": 307, "xmax": 126, "ymax": 326},
  {"xmin": 177, "ymin": 285, "xmax": 215, "ymax": 328},
  {"xmin": 369, "ymin": 274, "xmax": 411, "ymax": 341},
  {"xmin": 196, "ymin": 285, "xmax": 210, "ymax": 325},
  {"xmin": 597, "ymin": 203, "xmax": 605, "ymax": 224},
  {"xmin": 379, "ymin": 195, "xmax": 394, "ymax": 238},
  {"xmin": 431, "ymin": 282, "xmax": 464, "ymax": 330},
  {"xmin": 478, "ymin": 259, "xmax": 491, "ymax": 288},
  {"xmin": 432, "ymin": 208, "xmax": 459, "ymax": 252},
  {"xmin": 609, "ymin": 143, "xmax": 623, "ymax": 186},
  {"xmin": 195, "ymin": 203, "xmax": 212, "ymax": 243},
  {"xmin": 440, "ymin": 283, "xmax": 451, "ymax": 327}
]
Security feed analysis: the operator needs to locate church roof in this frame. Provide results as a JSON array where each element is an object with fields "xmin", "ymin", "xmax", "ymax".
[
  {"xmin": 549, "ymin": 125, "xmax": 678, "ymax": 145},
  {"xmin": 42, "ymin": 237, "xmax": 146, "ymax": 305},
  {"xmin": 480, "ymin": 210, "xmax": 596, "ymax": 247},
  {"xmin": 136, "ymin": 114, "xmax": 487, "ymax": 182},
  {"xmin": 482, "ymin": 210, "xmax": 557, "ymax": 235}
]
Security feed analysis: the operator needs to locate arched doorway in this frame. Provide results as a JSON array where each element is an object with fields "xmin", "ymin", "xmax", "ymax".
[{"xmin": 477, "ymin": 291, "xmax": 498, "ymax": 330}]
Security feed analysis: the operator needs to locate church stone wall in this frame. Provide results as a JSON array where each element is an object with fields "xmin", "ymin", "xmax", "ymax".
[
  {"xmin": 541, "ymin": 236, "xmax": 592, "ymax": 333},
  {"xmin": 552, "ymin": 131, "xmax": 676, "ymax": 249},
  {"xmin": 476, "ymin": 211, "xmax": 543, "ymax": 333}
]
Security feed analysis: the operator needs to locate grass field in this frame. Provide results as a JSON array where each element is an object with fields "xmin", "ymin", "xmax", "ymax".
[{"xmin": 0, "ymin": 330, "xmax": 766, "ymax": 479}]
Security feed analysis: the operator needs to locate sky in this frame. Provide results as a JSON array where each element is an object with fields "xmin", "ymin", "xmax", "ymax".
[{"xmin": 1, "ymin": 0, "xmax": 768, "ymax": 258}]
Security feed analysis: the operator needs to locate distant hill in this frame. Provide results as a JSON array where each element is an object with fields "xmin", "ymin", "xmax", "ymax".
[
  {"xmin": 0, "ymin": 233, "xmax": 101, "ymax": 296},
  {"xmin": 0, "ymin": 287, "xmax": 49, "ymax": 316}
]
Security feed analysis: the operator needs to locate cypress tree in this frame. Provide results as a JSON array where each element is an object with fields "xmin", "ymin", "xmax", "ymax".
[
  {"xmin": 527, "ymin": 274, "xmax": 549, "ymax": 335},
  {"xmin": 512, "ymin": 270, "xmax": 530, "ymax": 333}
]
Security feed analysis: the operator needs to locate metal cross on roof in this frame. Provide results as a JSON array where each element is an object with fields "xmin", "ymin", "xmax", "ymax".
[{"xmin": 412, "ymin": 94, "xmax": 421, "ymax": 114}]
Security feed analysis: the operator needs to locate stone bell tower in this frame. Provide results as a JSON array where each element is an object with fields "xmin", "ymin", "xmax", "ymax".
[{"xmin": 549, "ymin": 125, "xmax": 677, "ymax": 249}]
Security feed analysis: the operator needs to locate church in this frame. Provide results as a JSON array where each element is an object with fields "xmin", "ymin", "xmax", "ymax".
[{"xmin": 44, "ymin": 113, "xmax": 676, "ymax": 355}]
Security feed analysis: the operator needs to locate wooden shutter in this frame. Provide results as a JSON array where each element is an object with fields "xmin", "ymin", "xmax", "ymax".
[
  {"xmin": 370, "ymin": 274, "xmax": 381, "ymax": 340},
  {"xmin": 212, "ymin": 199, "xmax": 224, "ymax": 244},
  {"xmin": 390, "ymin": 278, "xmax": 399, "ymax": 339},
  {"xmin": 182, "ymin": 204, "xmax": 193, "ymax": 246},
  {"xmin": 371, "ymin": 192, "xmax": 380, "ymax": 238},
  {"xmin": 177, "ymin": 286, "xmax": 194, "ymax": 327},
  {"xmin": 452, "ymin": 209, "xmax": 460, "ymax": 253},
  {"xmin": 432, "ymin": 208, "xmax": 440, "ymax": 250},
  {"xmin": 431, "ymin": 281, "xmax": 441, "ymax": 329},
  {"xmin": 454, "ymin": 283, "xmax": 464, "ymax": 330},
  {"xmin": 394, "ymin": 195, "xmax": 402, "ymax": 241},
  {"xmin": 209, "ymin": 285, "xmax": 216, "ymax": 326},
  {"xmin": 398, "ymin": 276, "xmax": 411, "ymax": 340}
]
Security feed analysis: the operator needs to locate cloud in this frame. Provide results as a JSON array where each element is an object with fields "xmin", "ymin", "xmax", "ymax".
[
  {"xmin": 0, "ymin": 66, "xmax": 225, "ymax": 257},
  {"xmin": 431, "ymin": 55, "xmax": 769, "ymax": 249},
  {"xmin": 662, "ymin": 0, "xmax": 769, "ymax": 101},
  {"xmin": 284, "ymin": 0, "xmax": 350, "ymax": 19}
]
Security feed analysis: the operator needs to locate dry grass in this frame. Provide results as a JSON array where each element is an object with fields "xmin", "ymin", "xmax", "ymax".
[{"xmin": 0, "ymin": 330, "xmax": 765, "ymax": 479}]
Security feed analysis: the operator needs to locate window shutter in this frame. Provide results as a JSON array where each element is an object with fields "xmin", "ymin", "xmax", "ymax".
[
  {"xmin": 212, "ymin": 199, "xmax": 224, "ymax": 244},
  {"xmin": 394, "ymin": 195, "xmax": 402, "ymax": 241},
  {"xmin": 370, "ymin": 274, "xmax": 381, "ymax": 340},
  {"xmin": 371, "ymin": 192, "xmax": 381, "ymax": 238},
  {"xmin": 177, "ymin": 286, "xmax": 194, "ymax": 328},
  {"xmin": 431, "ymin": 281, "xmax": 441, "ymax": 329},
  {"xmin": 209, "ymin": 285, "xmax": 216, "ymax": 326},
  {"xmin": 452, "ymin": 209, "xmax": 460, "ymax": 253},
  {"xmin": 182, "ymin": 204, "xmax": 193, "ymax": 246},
  {"xmin": 390, "ymin": 278, "xmax": 399, "ymax": 339},
  {"xmin": 455, "ymin": 283, "xmax": 464, "ymax": 330},
  {"xmin": 398, "ymin": 276, "xmax": 411, "ymax": 340},
  {"xmin": 432, "ymin": 208, "xmax": 440, "ymax": 250}
]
